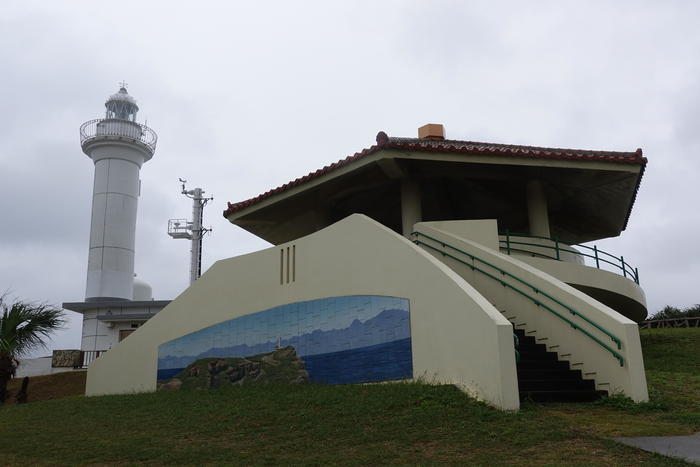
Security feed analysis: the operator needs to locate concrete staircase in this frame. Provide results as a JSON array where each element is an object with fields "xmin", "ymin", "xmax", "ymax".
[{"xmin": 515, "ymin": 328, "xmax": 608, "ymax": 402}]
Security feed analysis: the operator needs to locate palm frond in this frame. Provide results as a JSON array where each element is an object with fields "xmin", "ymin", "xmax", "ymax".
[{"xmin": 0, "ymin": 297, "xmax": 66, "ymax": 358}]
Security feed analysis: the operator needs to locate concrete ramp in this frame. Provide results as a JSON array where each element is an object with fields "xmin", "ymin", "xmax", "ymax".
[{"xmin": 413, "ymin": 220, "xmax": 648, "ymax": 402}]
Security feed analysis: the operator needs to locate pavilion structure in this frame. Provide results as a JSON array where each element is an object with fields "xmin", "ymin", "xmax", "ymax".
[
  {"xmin": 85, "ymin": 124, "xmax": 649, "ymax": 410},
  {"xmin": 225, "ymin": 124, "xmax": 647, "ymax": 321}
]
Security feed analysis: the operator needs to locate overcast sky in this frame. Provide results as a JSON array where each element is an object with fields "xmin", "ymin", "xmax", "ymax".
[{"xmin": 1, "ymin": 1, "xmax": 699, "ymax": 356}]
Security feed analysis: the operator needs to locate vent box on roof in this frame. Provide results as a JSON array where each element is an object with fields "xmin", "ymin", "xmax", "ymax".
[{"xmin": 418, "ymin": 123, "xmax": 445, "ymax": 140}]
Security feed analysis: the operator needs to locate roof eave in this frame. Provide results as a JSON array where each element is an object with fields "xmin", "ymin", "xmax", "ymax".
[{"xmin": 224, "ymin": 131, "xmax": 646, "ymax": 220}]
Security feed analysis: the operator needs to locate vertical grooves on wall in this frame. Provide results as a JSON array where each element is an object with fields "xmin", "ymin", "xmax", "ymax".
[
  {"xmin": 286, "ymin": 247, "xmax": 290, "ymax": 283},
  {"xmin": 280, "ymin": 245, "xmax": 297, "ymax": 285},
  {"xmin": 280, "ymin": 249, "xmax": 284, "ymax": 285}
]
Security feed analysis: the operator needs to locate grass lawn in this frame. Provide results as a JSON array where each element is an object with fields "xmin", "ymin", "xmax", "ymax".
[{"xmin": 0, "ymin": 328, "xmax": 696, "ymax": 465}]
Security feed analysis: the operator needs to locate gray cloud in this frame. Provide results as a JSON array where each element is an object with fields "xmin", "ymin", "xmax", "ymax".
[{"xmin": 2, "ymin": 1, "xmax": 699, "ymax": 355}]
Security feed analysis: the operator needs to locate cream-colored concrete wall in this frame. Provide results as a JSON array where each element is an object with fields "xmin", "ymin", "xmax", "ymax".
[
  {"xmin": 414, "ymin": 221, "xmax": 649, "ymax": 402},
  {"xmin": 425, "ymin": 220, "xmax": 500, "ymax": 251},
  {"xmin": 87, "ymin": 214, "xmax": 520, "ymax": 410}
]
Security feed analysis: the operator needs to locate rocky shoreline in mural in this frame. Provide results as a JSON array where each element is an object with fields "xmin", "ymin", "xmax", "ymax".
[
  {"xmin": 159, "ymin": 308, "xmax": 410, "ymax": 371},
  {"xmin": 157, "ymin": 296, "xmax": 413, "ymax": 387},
  {"xmin": 158, "ymin": 346, "xmax": 309, "ymax": 391}
]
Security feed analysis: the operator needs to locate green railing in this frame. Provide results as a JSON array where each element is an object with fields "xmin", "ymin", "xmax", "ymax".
[
  {"xmin": 499, "ymin": 231, "xmax": 640, "ymax": 285},
  {"xmin": 411, "ymin": 231, "xmax": 625, "ymax": 367}
]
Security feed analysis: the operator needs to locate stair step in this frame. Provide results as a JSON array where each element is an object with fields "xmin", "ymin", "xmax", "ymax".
[
  {"xmin": 516, "ymin": 336, "xmax": 538, "ymax": 345},
  {"xmin": 517, "ymin": 359, "xmax": 572, "ymax": 370},
  {"xmin": 517, "ymin": 368, "xmax": 583, "ymax": 380},
  {"xmin": 516, "ymin": 343, "xmax": 547, "ymax": 352},
  {"xmin": 517, "ymin": 352, "xmax": 559, "ymax": 362},
  {"xmin": 513, "ymin": 325, "xmax": 606, "ymax": 403},
  {"xmin": 519, "ymin": 389, "xmax": 608, "ymax": 403},
  {"xmin": 518, "ymin": 379, "xmax": 595, "ymax": 391}
]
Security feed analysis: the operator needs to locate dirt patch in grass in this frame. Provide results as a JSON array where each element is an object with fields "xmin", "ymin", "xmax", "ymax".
[
  {"xmin": 539, "ymin": 406, "xmax": 694, "ymax": 437},
  {"xmin": 4, "ymin": 371, "xmax": 86, "ymax": 405},
  {"xmin": 516, "ymin": 437, "xmax": 687, "ymax": 466}
]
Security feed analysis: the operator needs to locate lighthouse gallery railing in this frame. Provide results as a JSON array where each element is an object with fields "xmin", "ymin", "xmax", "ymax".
[{"xmin": 80, "ymin": 118, "xmax": 158, "ymax": 153}]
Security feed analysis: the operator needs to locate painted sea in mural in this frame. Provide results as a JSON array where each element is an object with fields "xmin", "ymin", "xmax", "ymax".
[{"xmin": 157, "ymin": 296, "xmax": 412, "ymax": 388}]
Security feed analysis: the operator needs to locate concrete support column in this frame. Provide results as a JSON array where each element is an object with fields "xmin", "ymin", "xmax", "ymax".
[
  {"xmin": 526, "ymin": 180, "xmax": 551, "ymax": 238},
  {"xmin": 401, "ymin": 180, "xmax": 422, "ymax": 236}
]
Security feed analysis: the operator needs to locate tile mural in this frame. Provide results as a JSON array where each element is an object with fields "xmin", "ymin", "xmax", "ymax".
[{"xmin": 156, "ymin": 296, "xmax": 412, "ymax": 390}]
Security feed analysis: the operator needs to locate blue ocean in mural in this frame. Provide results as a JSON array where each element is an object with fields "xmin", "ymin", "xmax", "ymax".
[
  {"xmin": 157, "ymin": 296, "xmax": 412, "ymax": 386},
  {"xmin": 303, "ymin": 337, "xmax": 412, "ymax": 384}
]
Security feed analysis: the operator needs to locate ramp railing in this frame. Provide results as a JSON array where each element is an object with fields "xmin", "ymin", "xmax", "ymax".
[
  {"xmin": 412, "ymin": 231, "xmax": 625, "ymax": 366},
  {"xmin": 500, "ymin": 231, "xmax": 639, "ymax": 284}
]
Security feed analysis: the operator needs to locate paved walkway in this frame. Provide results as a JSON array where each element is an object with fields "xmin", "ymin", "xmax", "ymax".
[{"xmin": 615, "ymin": 432, "xmax": 700, "ymax": 464}]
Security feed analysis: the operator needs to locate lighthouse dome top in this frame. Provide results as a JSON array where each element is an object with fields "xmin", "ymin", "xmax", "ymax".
[{"xmin": 105, "ymin": 86, "xmax": 139, "ymax": 121}]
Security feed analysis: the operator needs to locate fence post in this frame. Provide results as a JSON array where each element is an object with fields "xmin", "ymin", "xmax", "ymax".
[
  {"xmin": 635, "ymin": 267, "xmax": 639, "ymax": 284},
  {"xmin": 555, "ymin": 237, "xmax": 560, "ymax": 260},
  {"xmin": 505, "ymin": 229, "xmax": 511, "ymax": 255},
  {"xmin": 621, "ymin": 256, "xmax": 626, "ymax": 278},
  {"xmin": 593, "ymin": 245, "xmax": 600, "ymax": 268}
]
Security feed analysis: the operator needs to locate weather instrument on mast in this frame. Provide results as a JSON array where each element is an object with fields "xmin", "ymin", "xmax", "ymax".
[{"xmin": 167, "ymin": 179, "xmax": 213, "ymax": 285}]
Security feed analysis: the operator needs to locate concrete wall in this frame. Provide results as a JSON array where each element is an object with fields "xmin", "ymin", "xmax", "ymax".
[
  {"xmin": 414, "ymin": 220, "xmax": 649, "ymax": 402},
  {"xmin": 87, "ymin": 214, "xmax": 520, "ymax": 410},
  {"xmin": 15, "ymin": 357, "xmax": 78, "ymax": 378}
]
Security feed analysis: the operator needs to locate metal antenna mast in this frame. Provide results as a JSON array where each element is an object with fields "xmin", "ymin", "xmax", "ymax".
[{"xmin": 167, "ymin": 179, "xmax": 213, "ymax": 285}]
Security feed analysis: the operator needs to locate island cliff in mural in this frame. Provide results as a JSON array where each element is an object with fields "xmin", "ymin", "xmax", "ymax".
[
  {"xmin": 158, "ymin": 346, "xmax": 309, "ymax": 391},
  {"xmin": 157, "ymin": 296, "xmax": 412, "ymax": 389}
]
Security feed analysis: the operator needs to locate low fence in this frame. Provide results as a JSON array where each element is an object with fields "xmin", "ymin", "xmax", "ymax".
[
  {"xmin": 80, "ymin": 350, "xmax": 105, "ymax": 368},
  {"xmin": 640, "ymin": 317, "xmax": 700, "ymax": 329}
]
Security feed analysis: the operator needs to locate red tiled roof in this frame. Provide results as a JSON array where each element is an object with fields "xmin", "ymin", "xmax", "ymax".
[{"xmin": 224, "ymin": 131, "xmax": 647, "ymax": 218}]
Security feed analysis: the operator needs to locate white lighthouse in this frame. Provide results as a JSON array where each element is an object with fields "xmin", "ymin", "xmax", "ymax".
[
  {"xmin": 79, "ymin": 86, "xmax": 157, "ymax": 301},
  {"xmin": 62, "ymin": 85, "xmax": 170, "ymax": 357}
]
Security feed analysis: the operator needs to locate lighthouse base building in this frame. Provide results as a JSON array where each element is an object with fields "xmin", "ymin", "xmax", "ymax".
[{"xmin": 85, "ymin": 125, "xmax": 649, "ymax": 410}]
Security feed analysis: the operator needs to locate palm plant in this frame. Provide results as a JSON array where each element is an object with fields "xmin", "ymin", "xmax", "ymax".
[{"xmin": 0, "ymin": 296, "xmax": 65, "ymax": 404}]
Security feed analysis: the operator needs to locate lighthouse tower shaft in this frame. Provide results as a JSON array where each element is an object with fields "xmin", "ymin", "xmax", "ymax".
[{"xmin": 80, "ymin": 87, "xmax": 157, "ymax": 302}]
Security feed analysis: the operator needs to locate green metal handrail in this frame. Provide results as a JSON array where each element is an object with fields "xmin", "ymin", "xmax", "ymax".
[
  {"xmin": 499, "ymin": 231, "xmax": 639, "ymax": 284},
  {"xmin": 412, "ymin": 231, "xmax": 624, "ymax": 367}
]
